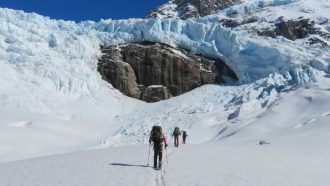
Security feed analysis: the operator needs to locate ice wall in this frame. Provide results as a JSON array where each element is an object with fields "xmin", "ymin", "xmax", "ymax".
[{"xmin": 90, "ymin": 16, "xmax": 320, "ymax": 84}]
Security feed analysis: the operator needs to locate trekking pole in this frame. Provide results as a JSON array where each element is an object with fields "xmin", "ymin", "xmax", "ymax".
[
  {"xmin": 147, "ymin": 143, "xmax": 151, "ymax": 166},
  {"xmin": 165, "ymin": 147, "xmax": 169, "ymax": 165}
]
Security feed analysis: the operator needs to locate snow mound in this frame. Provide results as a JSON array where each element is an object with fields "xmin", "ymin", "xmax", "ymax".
[{"xmin": 8, "ymin": 121, "xmax": 32, "ymax": 128}]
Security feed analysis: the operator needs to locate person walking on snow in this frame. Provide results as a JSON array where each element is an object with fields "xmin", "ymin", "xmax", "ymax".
[
  {"xmin": 172, "ymin": 127, "xmax": 181, "ymax": 147},
  {"xmin": 149, "ymin": 126, "xmax": 168, "ymax": 169},
  {"xmin": 182, "ymin": 130, "xmax": 188, "ymax": 144}
]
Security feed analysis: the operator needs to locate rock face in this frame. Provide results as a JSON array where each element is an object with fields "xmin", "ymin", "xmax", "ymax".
[
  {"xmin": 100, "ymin": 61, "xmax": 141, "ymax": 98},
  {"xmin": 146, "ymin": 0, "xmax": 246, "ymax": 19},
  {"xmin": 98, "ymin": 42, "xmax": 237, "ymax": 102},
  {"xmin": 141, "ymin": 85, "xmax": 172, "ymax": 102},
  {"xmin": 257, "ymin": 18, "xmax": 321, "ymax": 40}
]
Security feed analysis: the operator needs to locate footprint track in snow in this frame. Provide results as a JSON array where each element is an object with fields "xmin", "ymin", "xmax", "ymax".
[
  {"xmin": 294, "ymin": 111, "xmax": 330, "ymax": 128},
  {"xmin": 153, "ymin": 148, "xmax": 174, "ymax": 186},
  {"xmin": 321, "ymin": 111, "xmax": 330, "ymax": 117}
]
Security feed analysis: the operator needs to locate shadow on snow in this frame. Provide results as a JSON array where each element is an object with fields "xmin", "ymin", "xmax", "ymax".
[{"xmin": 109, "ymin": 163, "xmax": 150, "ymax": 168}]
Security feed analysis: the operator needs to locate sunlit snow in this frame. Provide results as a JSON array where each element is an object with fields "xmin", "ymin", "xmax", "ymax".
[{"xmin": 0, "ymin": 0, "xmax": 329, "ymax": 185}]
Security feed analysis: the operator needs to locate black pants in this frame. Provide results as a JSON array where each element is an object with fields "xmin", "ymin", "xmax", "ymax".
[
  {"xmin": 154, "ymin": 149, "xmax": 163, "ymax": 168},
  {"xmin": 183, "ymin": 136, "xmax": 186, "ymax": 144}
]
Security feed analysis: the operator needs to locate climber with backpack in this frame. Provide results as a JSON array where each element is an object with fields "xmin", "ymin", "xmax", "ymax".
[
  {"xmin": 149, "ymin": 125, "xmax": 168, "ymax": 170},
  {"xmin": 172, "ymin": 127, "xmax": 181, "ymax": 147},
  {"xmin": 182, "ymin": 130, "xmax": 188, "ymax": 144}
]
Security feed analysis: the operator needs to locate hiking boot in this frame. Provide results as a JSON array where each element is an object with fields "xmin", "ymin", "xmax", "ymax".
[{"xmin": 158, "ymin": 163, "xmax": 162, "ymax": 169}]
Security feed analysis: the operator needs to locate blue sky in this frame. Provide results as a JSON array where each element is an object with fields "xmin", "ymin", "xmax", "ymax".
[{"xmin": 0, "ymin": 0, "xmax": 167, "ymax": 22}]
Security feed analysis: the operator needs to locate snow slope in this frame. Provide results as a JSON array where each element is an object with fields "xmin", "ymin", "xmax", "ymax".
[
  {"xmin": 205, "ymin": 0, "xmax": 330, "ymax": 46},
  {"xmin": 0, "ymin": 8, "xmax": 142, "ymax": 162},
  {"xmin": 1, "ymin": 81, "xmax": 330, "ymax": 186}
]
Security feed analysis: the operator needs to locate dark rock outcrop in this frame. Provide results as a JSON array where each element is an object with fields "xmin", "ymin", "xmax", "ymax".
[
  {"xmin": 146, "ymin": 0, "xmax": 246, "ymax": 20},
  {"xmin": 256, "ymin": 18, "xmax": 329, "ymax": 47},
  {"xmin": 257, "ymin": 18, "xmax": 321, "ymax": 40},
  {"xmin": 220, "ymin": 16, "xmax": 259, "ymax": 28},
  {"xmin": 222, "ymin": 17, "xmax": 321, "ymax": 40},
  {"xmin": 306, "ymin": 37, "xmax": 329, "ymax": 48},
  {"xmin": 101, "ymin": 61, "xmax": 141, "ymax": 98},
  {"xmin": 141, "ymin": 85, "xmax": 172, "ymax": 102},
  {"xmin": 220, "ymin": 19, "xmax": 241, "ymax": 28},
  {"xmin": 220, "ymin": 16, "xmax": 329, "ymax": 47},
  {"xmin": 98, "ymin": 42, "xmax": 237, "ymax": 102}
]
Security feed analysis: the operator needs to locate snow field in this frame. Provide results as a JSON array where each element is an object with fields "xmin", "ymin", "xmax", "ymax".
[{"xmin": 0, "ymin": 138, "xmax": 328, "ymax": 186}]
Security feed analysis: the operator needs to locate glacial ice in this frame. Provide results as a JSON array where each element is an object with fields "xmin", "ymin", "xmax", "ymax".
[{"xmin": 0, "ymin": 0, "xmax": 329, "ymax": 140}]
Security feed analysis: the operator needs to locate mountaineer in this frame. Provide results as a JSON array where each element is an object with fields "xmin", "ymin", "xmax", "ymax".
[
  {"xmin": 172, "ymin": 127, "xmax": 181, "ymax": 147},
  {"xmin": 149, "ymin": 125, "xmax": 168, "ymax": 169}
]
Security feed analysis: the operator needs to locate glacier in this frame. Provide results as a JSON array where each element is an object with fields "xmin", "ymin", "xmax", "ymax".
[
  {"xmin": 0, "ymin": 0, "xmax": 330, "ymax": 185},
  {"xmin": 0, "ymin": 1, "xmax": 328, "ymax": 114},
  {"xmin": 0, "ymin": 0, "xmax": 329, "ymax": 152}
]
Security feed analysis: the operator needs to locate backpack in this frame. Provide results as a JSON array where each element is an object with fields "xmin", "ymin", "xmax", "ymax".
[
  {"xmin": 151, "ymin": 126, "xmax": 163, "ymax": 144},
  {"xmin": 173, "ymin": 127, "xmax": 180, "ymax": 136}
]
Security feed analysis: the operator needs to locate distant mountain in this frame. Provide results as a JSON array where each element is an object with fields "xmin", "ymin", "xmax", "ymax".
[
  {"xmin": 146, "ymin": 0, "xmax": 329, "ymax": 48},
  {"xmin": 146, "ymin": 0, "xmax": 247, "ymax": 19}
]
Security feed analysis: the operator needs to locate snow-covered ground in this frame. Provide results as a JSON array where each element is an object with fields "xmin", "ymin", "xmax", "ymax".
[
  {"xmin": 0, "ymin": 0, "xmax": 330, "ymax": 185},
  {"xmin": 1, "ymin": 81, "xmax": 330, "ymax": 186}
]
